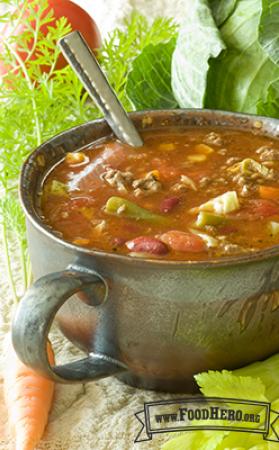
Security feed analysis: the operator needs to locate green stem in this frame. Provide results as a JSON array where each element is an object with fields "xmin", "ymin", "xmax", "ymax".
[
  {"xmin": 5, "ymin": 42, "xmax": 42, "ymax": 146},
  {"xmin": 2, "ymin": 223, "xmax": 18, "ymax": 304},
  {"xmin": 19, "ymin": 240, "xmax": 28, "ymax": 291},
  {"xmin": 26, "ymin": 256, "xmax": 33, "ymax": 288}
]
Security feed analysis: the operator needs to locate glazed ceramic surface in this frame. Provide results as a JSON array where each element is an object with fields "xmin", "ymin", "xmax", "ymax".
[{"xmin": 13, "ymin": 110, "xmax": 279, "ymax": 392}]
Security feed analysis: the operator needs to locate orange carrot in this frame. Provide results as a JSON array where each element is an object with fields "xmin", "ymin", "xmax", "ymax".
[
  {"xmin": 4, "ymin": 334, "xmax": 55, "ymax": 450},
  {"xmin": 259, "ymin": 185, "xmax": 279, "ymax": 200}
]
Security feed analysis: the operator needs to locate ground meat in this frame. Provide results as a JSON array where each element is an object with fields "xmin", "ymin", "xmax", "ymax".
[
  {"xmin": 226, "ymin": 156, "xmax": 241, "ymax": 165},
  {"xmin": 132, "ymin": 171, "xmax": 162, "ymax": 196},
  {"xmin": 203, "ymin": 132, "xmax": 223, "ymax": 146},
  {"xmin": 199, "ymin": 176, "xmax": 211, "ymax": 188},
  {"xmin": 100, "ymin": 168, "xmax": 134, "ymax": 192},
  {"xmin": 240, "ymin": 184, "xmax": 254, "ymax": 197},
  {"xmin": 256, "ymin": 146, "xmax": 279, "ymax": 161},
  {"xmin": 172, "ymin": 175, "xmax": 197, "ymax": 192}
]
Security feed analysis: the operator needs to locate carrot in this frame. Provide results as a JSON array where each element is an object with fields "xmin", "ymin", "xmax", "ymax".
[
  {"xmin": 259, "ymin": 185, "xmax": 279, "ymax": 200},
  {"xmin": 4, "ymin": 334, "xmax": 55, "ymax": 450}
]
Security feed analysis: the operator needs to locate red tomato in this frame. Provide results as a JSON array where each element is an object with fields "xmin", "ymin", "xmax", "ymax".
[
  {"xmin": 160, "ymin": 230, "xmax": 206, "ymax": 253},
  {"xmin": 0, "ymin": 0, "xmax": 101, "ymax": 75},
  {"xmin": 236, "ymin": 199, "xmax": 279, "ymax": 220}
]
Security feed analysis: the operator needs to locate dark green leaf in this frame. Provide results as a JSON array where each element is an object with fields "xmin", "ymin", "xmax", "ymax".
[
  {"xmin": 257, "ymin": 78, "xmax": 279, "ymax": 117},
  {"xmin": 259, "ymin": 0, "xmax": 279, "ymax": 65},
  {"xmin": 171, "ymin": 0, "xmax": 225, "ymax": 108},
  {"xmin": 126, "ymin": 39, "xmax": 177, "ymax": 110},
  {"xmin": 209, "ymin": 0, "xmax": 239, "ymax": 26}
]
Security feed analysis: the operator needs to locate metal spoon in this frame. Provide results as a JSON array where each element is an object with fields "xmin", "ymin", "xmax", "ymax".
[{"xmin": 58, "ymin": 31, "xmax": 143, "ymax": 148}]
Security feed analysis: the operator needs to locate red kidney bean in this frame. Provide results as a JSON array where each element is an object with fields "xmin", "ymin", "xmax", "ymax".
[
  {"xmin": 160, "ymin": 196, "xmax": 180, "ymax": 213},
  {"xmin": 126, "ymin": 236, "xmax": 169, "ymax": 255},
  {"xmin": 160, "ymin": 230, "xmax": 205, "ymax": 253}
]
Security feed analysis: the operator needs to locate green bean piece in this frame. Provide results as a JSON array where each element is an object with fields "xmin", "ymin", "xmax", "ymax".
[
  {"xmin": 104, "ymin": 196, "xmax": 169, "ymax": 224},
  {"xmin": 196, "ymin": 211, "xmax": 226, "ymax": 228}
]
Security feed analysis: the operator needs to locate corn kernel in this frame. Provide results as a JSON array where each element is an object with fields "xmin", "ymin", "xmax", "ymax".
[
  {"xmin": 195, "ymin": 143, "xmax": 214, "ymax": 154},
  {"xmin": 159, "ymin": 143, "xmax": 176, "ymax": 151},
  {"xmin": 151, "ymin": 170, "xmax": 160, "ymax": 180},
  {"xmin": 187, "ymin": 154, "xmax": 207, "ymax": 162}
]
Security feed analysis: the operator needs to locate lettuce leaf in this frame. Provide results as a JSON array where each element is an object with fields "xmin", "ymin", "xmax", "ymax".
[
  {"xmin": 126, "ymin": 39, "xmax": 178, "ymax": 109},
  {"xmin": 257, "ymin": 79, "xmax": 279, "ymax": 117},
  {"xmin": 171, "ymin": 0, "xmax": 279, "ymax": 117},
  {"xmin": 171, "ymin": 0, "xmax": 225, "ymax": 108},
  {"xmin": 205, "ymin": 0, "xmax": 279, "ymax": 114},
  {"xmin": 259, "ymin": 0, "xmax": 279, "ymax": 65},
  {"xmin": 209, "ymin": 0, "xmax": 239, "ymax": 26}
]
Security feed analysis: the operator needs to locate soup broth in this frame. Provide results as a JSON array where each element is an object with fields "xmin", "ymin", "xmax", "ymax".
[{"xmin": 41, "ymin": 127, "xmax": 279, "ymax": 260}]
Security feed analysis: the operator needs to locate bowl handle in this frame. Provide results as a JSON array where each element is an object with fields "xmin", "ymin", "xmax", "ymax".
[{"xmin": 12, "ymin": 269, "xmax": 127, "ymax": 383}]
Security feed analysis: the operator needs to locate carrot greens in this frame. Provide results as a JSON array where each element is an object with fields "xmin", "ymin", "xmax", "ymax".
[{"xmin": 0, "ymin": 2, "xmax": 178, "ymax": 300}]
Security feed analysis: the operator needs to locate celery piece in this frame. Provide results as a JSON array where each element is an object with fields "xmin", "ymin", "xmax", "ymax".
[
  {"xmin": 189, "ymin": 228, "xmax": 219, "ymax": 248},
  {"xmin": 104, "ymin": 196, "xmax": 169, "ymax": 224},
  {"xmin": 268, "ymin": 221, "xmax": 279, "ymax": 236},
  {"xmin": 197, "ymin": 191, "xmax": 239, "ymax": 214},
  {"xmin": 50, "ymin": 180, "xmax": 68, "ymax": 196},
  {"xmin": 196, "ymin": 211, "xmax": 226, "ymax": 228}
]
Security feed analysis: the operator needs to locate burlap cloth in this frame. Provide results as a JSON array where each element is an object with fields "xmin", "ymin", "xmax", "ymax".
[{"xmin": 0, "ymin": 1, "xmax": 191, "ymax": 449}]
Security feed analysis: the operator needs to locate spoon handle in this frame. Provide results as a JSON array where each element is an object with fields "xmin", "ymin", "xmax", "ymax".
[{"xmin": 58, "ymin": 31, "xmax": 143, "ymax": 148}]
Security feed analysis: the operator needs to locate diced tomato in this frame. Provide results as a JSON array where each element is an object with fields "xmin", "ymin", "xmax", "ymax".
[
  {"xmin": 159, "ymin": 230, "xmax": 206, "ymax": 253},
  {"xmin": 235, "ymin": 199, "xmax": 279, "ymax": 220}
]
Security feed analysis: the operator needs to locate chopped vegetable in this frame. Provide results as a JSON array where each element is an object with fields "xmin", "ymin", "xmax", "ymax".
[
  {"xmin": 158, "ymin": 143, "xmax": 176, "ymax": 151},
  {"xmin": 189, "ymin": 228, "xmax": 219, "ymax": 248},
  {"xmin": 268, "ymin": 221, "xmax": 279, "ymax": 236},
  {"xmin": 50, "ymin": 180, "xmax": 68, "ymax": 196},
  {"xmin": 195, "ymin": 143, "xmax": 214, "ymax": 154},
  {"xmin": 196, "ymin": 211, "xmax": 226, "ymax": 228},
  {"xmin": 4, "ymin": 335, "xmax": 55, "ymax": 450},
  {"xmin": 240, "ymin": 199, "xmax": 279, "ymax": 219},
  {"xmin": 259, "ymin": 185, "xmax": 279, "ymax": 200},
  {"xmin": 187, "ymin": 154, "xmax": 207, "ymax": 162},
  {"xmin": 163, "ymin": 352, "xmax": 279, "ymax": 450},
  {"xmin": 104, "ymin": 197, "xmax": 169, "ymax": 224},
  {"xmin": 160, "ymin": 230, "xmax": 206, "ymax": 253},
  {"xmin": 194, "ymin": 191, "xmax": 240, "ymax": 214}
]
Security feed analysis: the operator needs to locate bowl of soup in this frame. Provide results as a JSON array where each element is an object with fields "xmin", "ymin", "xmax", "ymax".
[{"xmin": 12, "ymin": 109, "xmax": 279, "ymax": 392}]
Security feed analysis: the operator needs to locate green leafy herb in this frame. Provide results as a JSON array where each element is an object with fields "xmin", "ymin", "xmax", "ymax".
[
  {"xmin": 99, "ymin": 13, "xmax": 178, "ymax": 110},
  {"xmin": 126, "ymin": 39, "xmax": 178, "ymax": 110},
  {"xmin": 0, "ymin": 3, "xmax": 179, "ymax": 301}
]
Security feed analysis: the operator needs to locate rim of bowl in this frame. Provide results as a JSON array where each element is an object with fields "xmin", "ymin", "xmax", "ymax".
[{"xmin": 20, "ymin": 108, "xmax": 279, "ymax": 269}]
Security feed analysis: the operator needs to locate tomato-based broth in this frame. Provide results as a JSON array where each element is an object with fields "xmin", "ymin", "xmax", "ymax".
[{"xmin": 41, "ymin": 127, "xmax": 279, "ymax": 260}]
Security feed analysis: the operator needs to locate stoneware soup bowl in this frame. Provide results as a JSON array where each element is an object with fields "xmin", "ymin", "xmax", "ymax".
[{"xmin": 12, "ymin": 109, "xmax": 279, "ymax": 393}]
